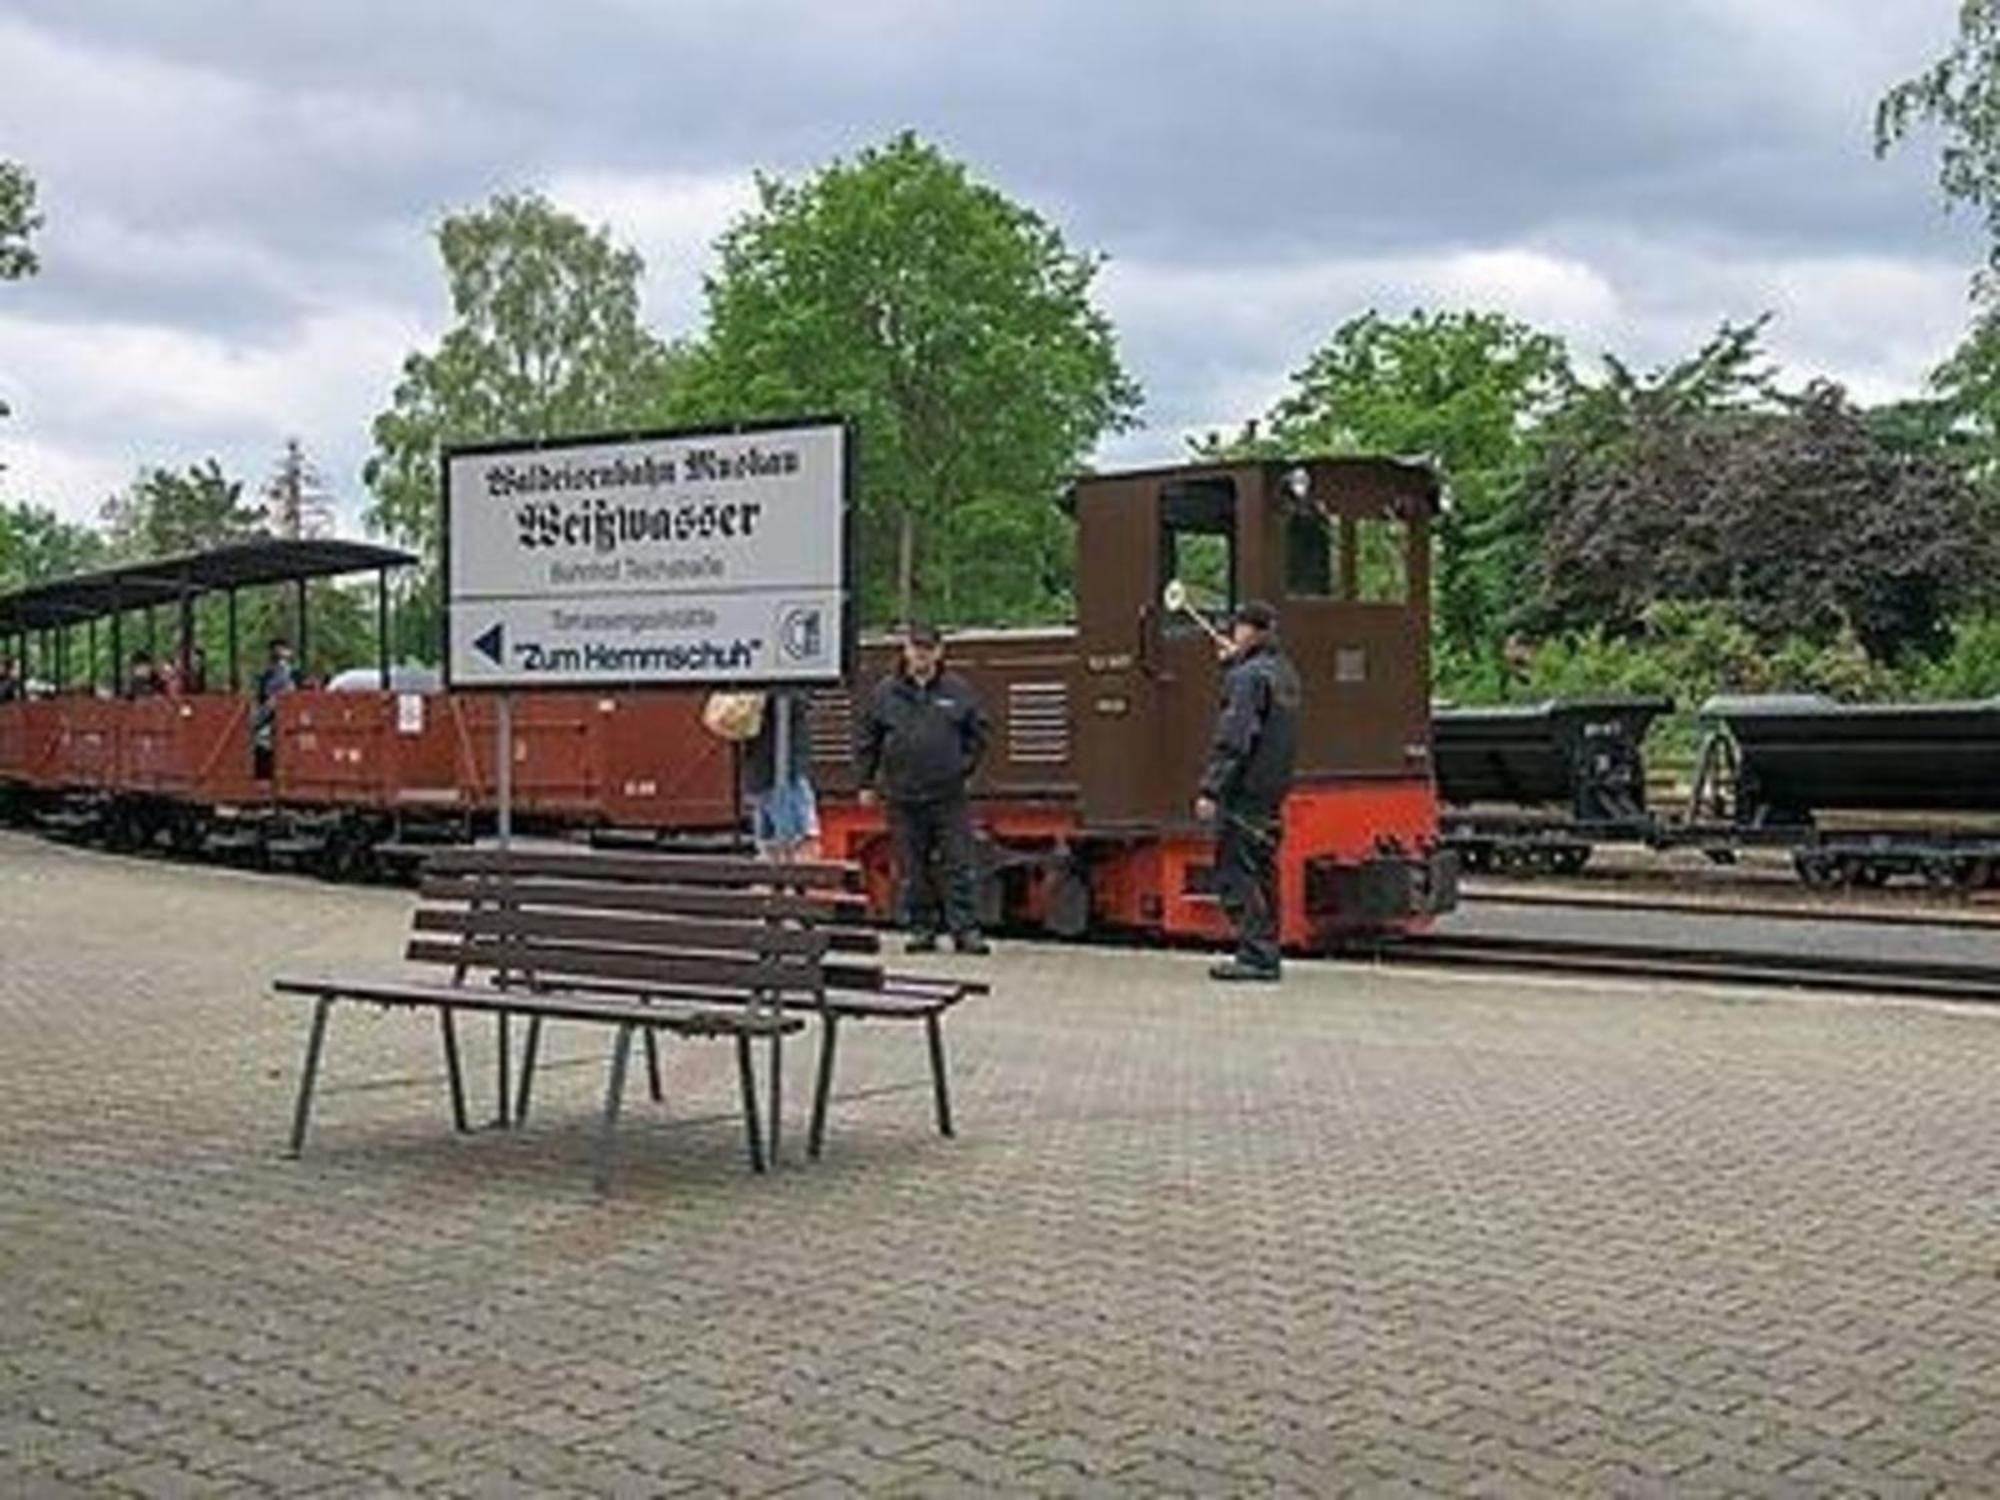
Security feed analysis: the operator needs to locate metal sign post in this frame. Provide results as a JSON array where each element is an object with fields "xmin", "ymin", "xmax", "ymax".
[{"xmin": 493, "ymin": 690, "xmax": 514, "ymax": 1126}]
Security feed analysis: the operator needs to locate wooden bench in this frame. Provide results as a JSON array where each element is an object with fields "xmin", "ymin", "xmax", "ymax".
[
  {"xmin": 417, "ymin": 847, "xmax": 988, "ymax": 1160},
  {"xmin": 272, "ymin": 863, "xmax": 820, "ymax": 1191}
]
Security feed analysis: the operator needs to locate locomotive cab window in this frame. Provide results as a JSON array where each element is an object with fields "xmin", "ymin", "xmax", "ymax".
[
  {"xmin": 1285, "ymin": 510, "xmax": 1338, "ymax": 598},
  {"xmin": 1159, "ymin": 478, "xmax": 1236, "ymax": 633},
  {"xmin": 1354, "ymin": 514, "xmax": 1410, "ymax": 604}
]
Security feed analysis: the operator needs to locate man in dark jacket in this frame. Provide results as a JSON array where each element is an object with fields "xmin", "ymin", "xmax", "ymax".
[
  {"xmin": 1195, "ymin": 600, "xmax": 1301, "ymax": 981},
  {"xmin": 856, "ymin": 622, "xmax": 991, "ymax": 954}
]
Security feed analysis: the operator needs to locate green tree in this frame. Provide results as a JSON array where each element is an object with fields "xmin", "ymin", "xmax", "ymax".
[
  {"xmin": 0, "ymin": 161, "xmax": 43, "ymax": 427},
  {"xmin": 1528, "ymin": 321, "xmax": 1989, "ymax": 660},
  {"xmin": 0, "ymin": 160, "xmax": 38, "ymax": 283},
  {"xmin": 99, "ymin": 460, "xmax": 268, "ymax": 559},
  {"xmin": 676, "ymin": 132, "xmax": 1140, "ymax": 626},
  {"xmin": 1878, "ymin": 0, "xmax": 2000, "ymax": 284},
  {"xmin": 0, "ymin": 501, "xmax": 105, "ymax": 588},
  {"xmin": 364, "ymin": 192, "xmax": 676, "ymax": 555},
  {"xmin": 264, "ymin": 438, "xmax": 335, "ymax": 540},
  {"xmin": 1202, "ymin": 309, "xmax": 1570, "ymax": 673}
]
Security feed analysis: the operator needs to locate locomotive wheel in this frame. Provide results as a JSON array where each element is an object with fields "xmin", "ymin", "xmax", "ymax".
[{"xmin": 1794, "ymin": 851, "xmax": 1839, "ymax": 888}]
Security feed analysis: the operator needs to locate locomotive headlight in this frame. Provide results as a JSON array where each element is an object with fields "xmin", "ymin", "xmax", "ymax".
[{"xmin": 1283, "ymin": 466, "xmax": 1311, "ymax": 505}]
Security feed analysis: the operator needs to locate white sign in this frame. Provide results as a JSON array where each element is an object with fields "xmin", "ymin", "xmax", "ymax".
[{"xmin": 444, "ymin": 420, "xmax": 849, "ymax": 688}]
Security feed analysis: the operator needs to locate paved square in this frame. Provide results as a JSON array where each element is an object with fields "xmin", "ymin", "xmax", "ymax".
[{"xmin": 2, "ymin": 829, "xmax": 1998, "ymax": 1495}]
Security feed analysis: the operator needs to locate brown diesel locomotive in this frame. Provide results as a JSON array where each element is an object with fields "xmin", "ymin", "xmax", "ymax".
[{"xmin": 810, "ymin": 455, "xmax": 1457, "ymax": 946}]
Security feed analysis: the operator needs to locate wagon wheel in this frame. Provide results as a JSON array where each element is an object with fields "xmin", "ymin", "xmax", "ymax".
[
  {"xmin": 1919, "ymin": 856, "xmax": 1967, "ymax": 893},
  {"xmin": 1845, "ymin": 859, "xmax": 1889, "ymax": 889},
  {"xmin": 1794, "ymin": 851, "xmax": 1839, "ymax": 888},
  {"xmin": 1550, "ymin": 845, "xmax": 1591, "ymax": 876}
]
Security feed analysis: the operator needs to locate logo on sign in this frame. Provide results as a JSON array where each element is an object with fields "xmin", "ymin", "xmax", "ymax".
[{"xmin": 778, "ymin": 605, "xmax": 825, "ymax": 663}]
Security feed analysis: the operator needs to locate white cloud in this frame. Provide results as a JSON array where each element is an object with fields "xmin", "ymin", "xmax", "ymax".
[
  {"xmin": 0, "ymin": 306, "xmax": 423, "ymax": 525},
  {"xmin": 1093, "ymin": 240, "xmax": 1971, "ymax": 463},
  {"xmin": 0, "ymin": 435, "xmax": 130, "ymax": 522},
  {"xmin": 545, "ymin": 169, "xmax": 760, "ymax": 336}
]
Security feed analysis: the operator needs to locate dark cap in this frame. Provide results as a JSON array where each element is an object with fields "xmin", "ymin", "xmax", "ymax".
[
  {"xmin": 1236, "ymin": 600, "xmax": 1279, "ymax": 632},
  {"xmin": 903, "ymin": 620, "xmax": 942, "ymax": 647}
]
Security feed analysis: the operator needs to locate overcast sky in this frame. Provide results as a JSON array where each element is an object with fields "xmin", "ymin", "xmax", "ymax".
[{"xmin": 0, "ymin": 0, "xmax": 1983, "ymax": 529}]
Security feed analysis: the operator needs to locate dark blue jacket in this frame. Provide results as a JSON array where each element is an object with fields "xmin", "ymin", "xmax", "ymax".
[
  {"xmin": 1199, "ymin": 641, "xmax": 1301, "ymax": 812},
  {"xmin": 856, "ymin": 668, "xmax": 988, "ymax": 804}
]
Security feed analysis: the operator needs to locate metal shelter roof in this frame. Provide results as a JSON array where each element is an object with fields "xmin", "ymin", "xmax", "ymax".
[{"xmin": 0, "ymin": 538, "xmax": 416, "ymax": 634}]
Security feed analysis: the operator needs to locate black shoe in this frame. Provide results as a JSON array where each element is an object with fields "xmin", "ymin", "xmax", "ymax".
[
  {"xmin": 905, "ymin": 932, "xmax": 939, "ymax": 954},
  {"xmin": 952, "ymin": 932, "xmax": 991, "ymax": 956},
  {"xmin": 1210, "ymin": 959, "xmax": 1281, "ymax": 983}
]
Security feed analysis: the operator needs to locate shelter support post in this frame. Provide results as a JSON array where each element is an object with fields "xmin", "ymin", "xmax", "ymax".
[{"xmin": 376, "ymin": 566, "xmax": 390, "ymax": 688}]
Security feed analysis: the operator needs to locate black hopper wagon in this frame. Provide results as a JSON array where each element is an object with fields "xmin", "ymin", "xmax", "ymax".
[
  {"xmin": 1690, "ymin": 694, "xmax": 2000, "ymax": 891},
  {"xmin": 1432, "ymin": 696, "xmax": 1672, "ymax": 874}
]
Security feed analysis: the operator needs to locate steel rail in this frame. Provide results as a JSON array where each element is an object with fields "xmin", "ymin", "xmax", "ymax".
[
  {"xmin": 1459, "ymin": 884, "xmax": 2000, "ymax": 932},
  {"xmin": 1366, "ymin": 931, "xmax": 2000, "ymax": 1004}
]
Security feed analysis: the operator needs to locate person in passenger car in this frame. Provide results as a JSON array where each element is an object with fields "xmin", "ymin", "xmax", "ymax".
[
  {"xmin": 0, "ymin": 655, "xmax": 19, "ymax": 702},
  {"xmin": 125, "ymin": 651, "xmax": 160, "ymax": 698},
  {"xmin": 745, "ymin": 690, "xmax": 821, "ymax": 863},
  {"xmin": 855, "ymin": 622, "xmax": 991, "ymax": 955},
  {"xmin": 252, "ymin": 638, "xmax": 296, "ymax": 779},
  {"xmin": 1194, "ymin": 600, "xmax": 1301, "ymax": 983}
]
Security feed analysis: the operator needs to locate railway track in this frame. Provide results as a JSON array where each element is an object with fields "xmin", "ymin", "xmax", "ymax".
[
  {"xmin": 1460, "ymin": 882, "xmax": 2000, "ymax": 931},
  {"xmin": 1369, "ymin": 930, "xmax": 2000, "ymax": 1005}
]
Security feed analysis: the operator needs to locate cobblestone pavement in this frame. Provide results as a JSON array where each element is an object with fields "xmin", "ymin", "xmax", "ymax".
[{"xmin": 3, "ymin": 829, "xmax": 1999, "ymax": 1496}]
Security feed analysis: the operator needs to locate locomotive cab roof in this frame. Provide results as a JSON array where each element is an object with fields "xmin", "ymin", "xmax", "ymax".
[{"xmin": 1061, "ymin": 454, "xmax": 1442, "ymax": 516}]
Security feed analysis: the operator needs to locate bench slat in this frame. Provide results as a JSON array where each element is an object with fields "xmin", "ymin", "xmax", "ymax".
[
  {"xmin": 420, "ymin": 873, "xmax": 871, "ymax": 925},
  {"xmin": 406, "ymin": 937, "xmax": 824, "ymax": 996},
  {"xmin": 273, "ymin": 975, "xmax": 802, "ymax": 1035},
  {"xmin": 412, "ymin": 906, "xmax": 831, "ymax": 958},
  {"xmin": 424, "ymin": 847, "xmax": 857, "ymax": 890}
]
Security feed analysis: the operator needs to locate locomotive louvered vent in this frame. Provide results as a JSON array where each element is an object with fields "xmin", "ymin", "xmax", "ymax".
[
  {"xmin": 807, "ymin": 689, "xmax": 853, "ymax": 762},
  {"xmin": 1007, "ymin": 680, "xmax": 1070, "ymax": 764}
]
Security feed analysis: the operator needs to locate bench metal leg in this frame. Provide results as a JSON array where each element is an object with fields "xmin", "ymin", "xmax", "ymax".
[
  {"xmin": 644, "ymin": 1027, "xmax": 664, "ymax": 1104},
  {"xmin": 514, "ymin": 1015, "xmax": 543, "ymax": 1124},
  {"xmin": 925, "ymin": 1013, "xmax": 955, "ymax": 1138},
  {"xmin": 593, "ymin": 1022, "xmax": 636, "ymax": 1195},
  {"xmin": 439, "ymin": 1007, "xmax": 470, "ymax": 1133},
  {"xmin": 286, "ymin": 997, "xmax": 335, "ymax": 1157},
  {"xmin": 735, "ymin": 1034, "xmax": 766, "ymax": 1174},
  {"xmin": 808, "ymin": 1016, "xmax": 839, "ymax": 1160},
  {"xmin": 493, "ymin": 1013, "xmax": 512, "ymax": 1128},
  {"xmin": 767, "ymin": 1031, "xmax": 783, "ymax": 1167}
]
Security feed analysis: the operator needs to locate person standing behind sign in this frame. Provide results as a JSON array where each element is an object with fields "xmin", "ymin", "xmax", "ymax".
[
  {"xmin": 1194, "ymin": 600, "xmax": 1301, "ymax": 982},
  {"xmin": 856, "ymin": 623, "xmax": 991, "ymax": 955},
  {"xmin": 745, "ymin": 690, "xmax": 821, "ymax": 862},
  {"xmin": 252, "ymin": 638, "xmax": 297, "ymax": 780}
]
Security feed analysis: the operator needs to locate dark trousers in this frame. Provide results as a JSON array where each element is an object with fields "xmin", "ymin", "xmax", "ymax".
[
  {"xmin": 889, "ymin": 796, "xmax": 978, "ymax": 936},
  {"xmin": 1216, "ymin": 804, "xmax": 1282, "ymax": 970}
]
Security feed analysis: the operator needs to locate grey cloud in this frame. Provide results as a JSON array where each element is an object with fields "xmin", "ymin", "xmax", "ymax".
[
  {"xmin": 0, "ymin": 0, "xmax": 1985, "ymax": 521},
  {"xmin": 5, "ymin": 0, "xmax": 1972, "ymax": 267}
]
